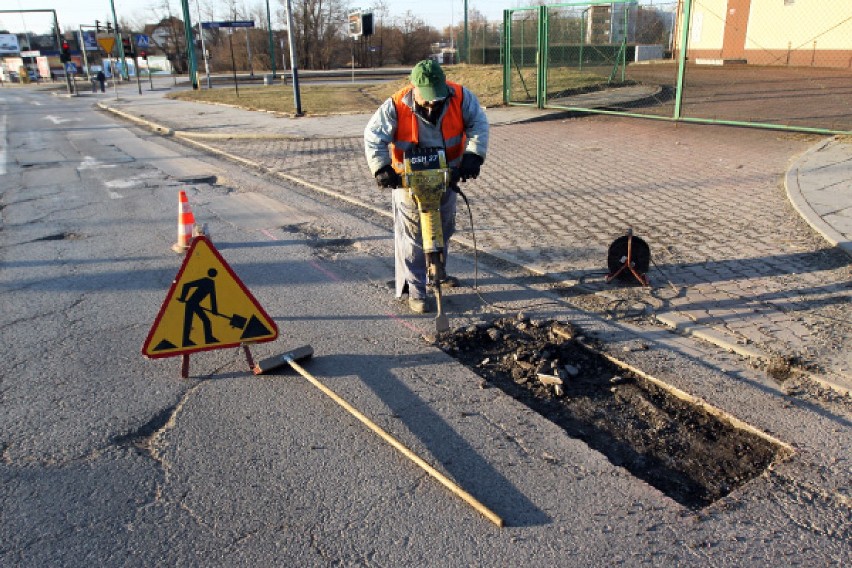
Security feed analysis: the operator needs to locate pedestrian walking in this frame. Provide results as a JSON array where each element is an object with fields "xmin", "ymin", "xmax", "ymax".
[
  {"xmin": 96, "ymin": 70, "xmax": 106, "ymax": 93},
  {"xmin": 363, "ymin": 60, "xmax": 489, "ymax": 314}
]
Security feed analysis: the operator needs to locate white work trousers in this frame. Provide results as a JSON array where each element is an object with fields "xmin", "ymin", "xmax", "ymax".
[{"xmin": 392, "ymin": 187, "xmax": 457, "ymax": 300}]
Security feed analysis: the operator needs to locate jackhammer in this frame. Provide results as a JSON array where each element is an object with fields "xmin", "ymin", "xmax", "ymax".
[{"xmin": 402, "ymin": 148, "xmax": 456, "ymax": 333}]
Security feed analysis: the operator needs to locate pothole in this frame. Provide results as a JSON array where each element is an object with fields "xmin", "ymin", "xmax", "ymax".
[
  {"xmin": 287, "ymin": 225, "xmax": 356, "ymax": 254},
  {"xmin": 309, "ymin": 237, "xmax": 355, "ymax": 253},
  {"xmin": 438, "ymin": 315, "xmax": 793, "ymax": 509},
  {"xmin": 33, "ymin": 232, "xmax": 83, "ymax": 242}
]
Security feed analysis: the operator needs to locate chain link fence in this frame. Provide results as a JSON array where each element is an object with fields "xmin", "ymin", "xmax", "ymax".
[{"xmin": 503, "ymin": 0, "xmax": 852, "ymax": 134}]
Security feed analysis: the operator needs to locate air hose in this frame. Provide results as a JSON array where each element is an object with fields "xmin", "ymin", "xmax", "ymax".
[{"xmin": 453, "ymin": 185, "xmax": 560, "ymax": 313}]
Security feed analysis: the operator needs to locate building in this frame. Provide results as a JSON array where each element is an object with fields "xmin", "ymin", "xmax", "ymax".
[
  {"xmin": 678, "ymin": 0, "xmax": 852, "ymax": 67},
  {"xmin": 585, "ymin": 2, "xmax": 639, "ymax": 45}
]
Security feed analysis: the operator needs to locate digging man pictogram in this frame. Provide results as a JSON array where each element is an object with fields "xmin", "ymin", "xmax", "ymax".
[{"xmin": 178, "ymin": 268, "xmax": 220, "ymax": 346}]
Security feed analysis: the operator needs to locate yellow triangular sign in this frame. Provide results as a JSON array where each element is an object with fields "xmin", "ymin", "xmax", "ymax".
[
  {"xmin": 97, "ymin": 37, "xmax": 116, "ymax": 54},
  {"xmin": 142, "ymin": 236, "xmax": 278, "ymax": 358}
]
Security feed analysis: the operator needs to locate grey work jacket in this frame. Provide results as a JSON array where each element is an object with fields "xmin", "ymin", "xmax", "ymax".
[{"xmin": 363, "ymin": 84, "xmax": 489, "ymax": 176}]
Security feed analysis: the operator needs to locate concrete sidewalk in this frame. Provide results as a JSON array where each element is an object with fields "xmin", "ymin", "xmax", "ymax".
[
  {"xmin": 93, "ymin": 82, "xmax": 851, "ymax": 394},
  {"xmin": 786, "ymin": 137, "xmax": 852, "ymax": 258}
]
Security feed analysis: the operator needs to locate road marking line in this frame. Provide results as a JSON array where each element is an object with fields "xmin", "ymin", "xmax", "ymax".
[{"xmin": 44, "ymin": 114, "xmax": 81, "ymax": 124}]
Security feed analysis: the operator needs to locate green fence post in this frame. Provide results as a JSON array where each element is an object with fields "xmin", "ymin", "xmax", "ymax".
[
  {"xmin": 622, "ymin": 4, "xmax": 629, "ymax": 82},
  {"xmin": 537, "ymin": 5, "xmax": 547, "ymax": 109},
  {"xmin": 674, "ymin": 0, "xmax": 694, "ymax": 120},
  {"xmin": 579, "ymin": 9, "xmax": 586, "ymax": 72},
  {"xmin": 503, "ymin": 10, "xmax": 510, "ymax": 105}
]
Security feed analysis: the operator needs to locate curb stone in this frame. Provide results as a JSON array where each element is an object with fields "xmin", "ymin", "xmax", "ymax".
[{"xmin": 784, "ymin": 137, "xmax": 852, "ymax": 259}]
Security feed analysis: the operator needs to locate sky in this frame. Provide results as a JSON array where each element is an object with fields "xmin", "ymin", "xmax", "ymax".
[{"xmin": 0, "ymin": 1, "xmax": 512, "ymax": 36}]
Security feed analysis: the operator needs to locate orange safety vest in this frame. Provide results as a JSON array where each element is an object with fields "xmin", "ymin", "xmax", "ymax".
[{"xmin": 390, "ymin": 82, "xmax": 466, "ymax": 174}]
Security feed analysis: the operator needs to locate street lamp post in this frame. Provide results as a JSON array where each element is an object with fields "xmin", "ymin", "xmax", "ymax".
[
  {"xmin": 195, "ymin": 0, "xmax": 211, "ymax": 87},
  {"xmin": 78, "ymin": 26, "xmax": 91, "ymax": 81},
  {"xmin": 109, "ymin": 0, "xmax": 128, "ymax": 80}
]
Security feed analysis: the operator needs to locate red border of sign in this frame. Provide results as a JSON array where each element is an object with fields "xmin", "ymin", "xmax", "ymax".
[{"xmin": 141, "ymin": 236, "xmax": 279, "ymax": 359}]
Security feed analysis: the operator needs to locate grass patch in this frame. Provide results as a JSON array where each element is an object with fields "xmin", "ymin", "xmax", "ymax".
[
  {"xmin": 166, "ymin": 64, "xmax": 614, "ymax": 115},
  {"xmin": 166, "ymin": 83, "xmax": 390, "ymax": 115}
]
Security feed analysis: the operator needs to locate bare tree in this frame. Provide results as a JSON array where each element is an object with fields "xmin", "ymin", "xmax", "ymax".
[
  {"xmin": 141, "ymin": 1, "xmax": 190, "ymax": 73},
  {"xmin": 394, "ymin": 11, "xmax": 438, "ymax": 65},
  {"xmin": 368, "ymin": 0, "xmax": 390, "ymax": 67},
  {"xmin": 285, "ymin": 0, "xmax": 350, "ymax": 69}
]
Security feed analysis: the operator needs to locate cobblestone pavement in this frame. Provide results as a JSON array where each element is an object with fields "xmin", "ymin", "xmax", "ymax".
[{"xmin": 190, "ymin": 114, "xmax": 851, "ymax": 390}]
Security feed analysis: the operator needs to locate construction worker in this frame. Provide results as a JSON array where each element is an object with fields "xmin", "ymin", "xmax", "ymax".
[{"xmin": 364, "ymin": 59, "xmax": 489, "ymax": 314}]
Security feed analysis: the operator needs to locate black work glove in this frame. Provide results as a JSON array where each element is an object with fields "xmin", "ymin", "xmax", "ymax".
[
  {"xmin": 458, "ymin": 153, "xmax": 483, "ymax": 182},
  {"xmin": 375, "ymin": 165, "xmax": 402, "ymax": 189}
]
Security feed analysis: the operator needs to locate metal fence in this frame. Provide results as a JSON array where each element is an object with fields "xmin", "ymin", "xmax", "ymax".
[
  {"xmin": 503, "ymin": 0, "xmax": 852, "ymax": 134},
  {"xmin": 457, "ymin": 21, "xmax": 504, "ymax": 65}
]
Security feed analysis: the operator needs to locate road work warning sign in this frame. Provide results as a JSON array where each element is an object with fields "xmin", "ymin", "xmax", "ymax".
[{"xmin": 142, "ymin": 236, "xmax": 278, "ymax": 358}]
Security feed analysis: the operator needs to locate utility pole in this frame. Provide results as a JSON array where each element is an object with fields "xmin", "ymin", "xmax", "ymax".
[{"xmin": 284, "ymin": 0, "xmax": 302, "ymax": 116}]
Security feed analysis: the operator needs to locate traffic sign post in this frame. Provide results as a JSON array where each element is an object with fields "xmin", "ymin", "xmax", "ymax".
[{"xmin": 136, "ymin": 34, "xmax": 152, "ymax": 90}]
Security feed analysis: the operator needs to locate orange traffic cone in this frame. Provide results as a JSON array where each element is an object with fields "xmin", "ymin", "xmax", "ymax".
[{"xmin": 171, "ymin": 190, "xmax": 197, "ymax": 253}]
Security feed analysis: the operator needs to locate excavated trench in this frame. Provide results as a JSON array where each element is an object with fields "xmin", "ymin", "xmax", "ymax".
[{"xmin": 437, "ymin": 315, "xmax": 791, "ymax": 509}]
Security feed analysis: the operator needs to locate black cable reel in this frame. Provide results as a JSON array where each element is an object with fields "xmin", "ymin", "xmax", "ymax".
[{"xmin": 606, "ymin": 228, "xmax": 651, "ymax": 286}]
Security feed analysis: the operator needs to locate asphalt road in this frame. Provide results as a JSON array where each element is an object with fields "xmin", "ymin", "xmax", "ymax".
[{"xmin": 1, "ymin": 86, "xmax": 850, "ymax": 566}]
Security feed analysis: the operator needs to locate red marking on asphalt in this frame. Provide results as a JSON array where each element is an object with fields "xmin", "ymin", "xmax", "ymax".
[
  {"xmin": 384, "ymin": 312, "xmax": 423, "ymax": 333},
  {"xmin": 309, "ymin": 259, "xmax": 341, "ymax": 282},
  {"xmin": 262, "ymin": 228, "xmax": 427, "ymax": 335}
]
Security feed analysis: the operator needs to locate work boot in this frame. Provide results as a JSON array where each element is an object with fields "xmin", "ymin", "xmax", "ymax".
[
  {"xmin": 441, "ymin": 275, "xmax": 460, "ymax": 288},
  {"xmin": 408, "ymin": 297, "xmax": 432, "ymax": 314}
]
